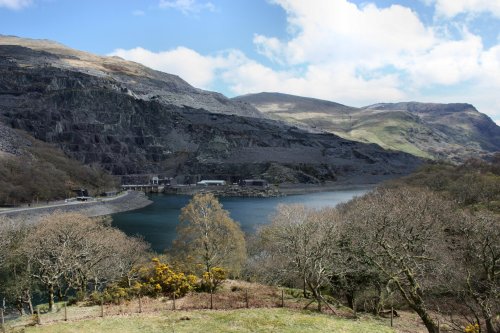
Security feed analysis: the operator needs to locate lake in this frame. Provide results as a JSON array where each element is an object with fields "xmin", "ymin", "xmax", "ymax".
[{"xmin": 112, "ymin": 188, "xmax": 369, "ymax": 252}]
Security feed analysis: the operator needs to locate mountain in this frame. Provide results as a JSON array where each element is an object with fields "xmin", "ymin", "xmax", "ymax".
[
  {"xmin": 0, "ymin": 36, "xmax": 422, "ymax": 185},
  {"xmin": 0, "ymin": 35, "xmax": 262, "ymax": 118},
  {"xmin": 234, "ymin": 93, "xmax": 500, "ymax": 162}
]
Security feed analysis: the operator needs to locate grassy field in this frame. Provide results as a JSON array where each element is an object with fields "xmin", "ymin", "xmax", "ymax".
[
  {"xmin": 6, "ymin": 280, "xmax": 430, "ymax": 333},
  {"xmin": 17, "ymin": 308, "xmax": 396, "ymax": 333}
]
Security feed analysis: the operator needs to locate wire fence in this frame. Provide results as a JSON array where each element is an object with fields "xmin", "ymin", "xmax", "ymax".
[{"xmin": 1, "ymin": 285, "xmax": 321, "ymax": 332}]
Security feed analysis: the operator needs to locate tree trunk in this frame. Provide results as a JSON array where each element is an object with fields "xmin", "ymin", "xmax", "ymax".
[
  {"xmin": 477, "ymin": 303, "xmax": 498, "ymax": 333},
  {"xmin": 306, "ymin": 281, "xmax": 322, "ymax": 312},
  {"xmin": 23, "ymin": 289, "xmax": 34, "ymax": 315},
  {"xmin": 374, "ymin": 282, "xmax": 383, "ymax": 315},
  {"xmin": 48, "ymin": 284, "xmax": 55, "ymax": 312},
  {"xmin": 126, "ymin": 275, "xmax": 131, "ymax": 288},
  {"xmin": 393, "ymin": 274, "xmax": 438, "ymax": 333},
  {"xmin": 346, "ymin": 291, "xmax": 356, "ymax": 313},
  {"xmin": 80, "ymin": 278, "xmax": 88, "ymax": 295},
  {"xmin": 485, "ymin": 316, "xmax": 498, "ymax": 333},
  {"xmin": 411, "ymin": 303, "xmax": 439, "ymax": 333},
  {"xmin": 16, "ymin": 296, "xmax": 25, "ymax": 316},
  {"xmin": 303, "ymin": 276, "xmax": 307, "ymax": 298},
  {"xmin": 57, "ymin": 287, "xmax": 63, "ymax": 302}
]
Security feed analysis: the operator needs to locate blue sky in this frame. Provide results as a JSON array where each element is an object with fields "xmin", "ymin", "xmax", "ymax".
[{"xmin": 1, "ymin": 0, "xmax": 499, "ymax": 124}]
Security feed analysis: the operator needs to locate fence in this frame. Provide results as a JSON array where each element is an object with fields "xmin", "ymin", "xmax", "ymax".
[
  {"xmin": 2, "ymin": 286, "xmax": 308, "ymax": 332},
  {"xmin": 1, "ymin": 285, "xmax": 400, "ymax": 332}
]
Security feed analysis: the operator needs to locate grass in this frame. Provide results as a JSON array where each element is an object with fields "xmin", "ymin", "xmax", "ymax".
[
  {"xmin": 5, "ymin": 280, "xmax": 432, "ymax": 333},
  {"xmin": 262, "ymin": 107, "xmax": 443, "ymax": 159},
  {"xmin": 18, "ymin": 308, "xmax": 396, "ymax": 333}
]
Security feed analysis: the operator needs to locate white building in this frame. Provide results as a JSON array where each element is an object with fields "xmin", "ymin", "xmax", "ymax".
[{"xmin": 196, "ymin": 180, "xmax": 226, "ymax": 186}]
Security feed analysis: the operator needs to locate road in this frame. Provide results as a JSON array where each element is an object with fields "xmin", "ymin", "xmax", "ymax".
[{"xmin": 0, "ymin": 191, "xmax": 128, "ymax": 215}]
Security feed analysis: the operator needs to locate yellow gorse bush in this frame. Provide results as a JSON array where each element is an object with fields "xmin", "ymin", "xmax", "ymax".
[
  {"xmin": 139, "ymin": 258, "xmax": 197, "ymax": 297},
  {"xmin": 201, "ymin": 266, "xmax": 227, "ymax": 291},
  {"xmin": 464, "ymin": 323, "xmax": 480, "ymax": 333}
]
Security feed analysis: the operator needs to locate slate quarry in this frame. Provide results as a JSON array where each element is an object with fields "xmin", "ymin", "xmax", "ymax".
[{"xmin": 0, "ymin": 36, "xmax": 422, "ymax": 184}]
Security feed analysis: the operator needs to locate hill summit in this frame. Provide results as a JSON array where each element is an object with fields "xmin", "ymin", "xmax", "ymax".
[{"xmin": 234, "ymin": 92, "xmax": 500, "ymax": 162}]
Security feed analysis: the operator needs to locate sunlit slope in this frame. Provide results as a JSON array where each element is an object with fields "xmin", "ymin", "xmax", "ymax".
[{"xmin": 234, "ymin": 93, "xmax": 500, "ymax": 161}]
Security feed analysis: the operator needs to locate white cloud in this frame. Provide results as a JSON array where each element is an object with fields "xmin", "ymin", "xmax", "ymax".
[
  {"xmin": 257, "ymin": 1, "xmax": 435, "ymax": 67},
  {"xmin": 109, "ymin": 46, "xmax": 237, "ymax": 89},
  {"xmin": 112, "ymin": 0, "xmax": 500, "ymax": 123},
  {"xmin": 243, "ymin": 0, "xmax": 500, "ymax": 119},
  {"xmin": 0, "ymin": 0, "xmax": 32, "ymax": 10},
  {"xmin": 407, "ymin": 31, "xmax": 483, "ymax": 86},
  {"xmin": 239, "ymin": 0, "xmax": 443, "ymax": 103},
  {"xmin": 431, "ymin": 0, "xmax": 500, "ymax": 18},
  {"xmin": 158, "ymin": 0, "xmax": 215, "ymax": 15},
  {"xmin": 222, "ymin": 60, "xmax": 405, "ymax": 106}
]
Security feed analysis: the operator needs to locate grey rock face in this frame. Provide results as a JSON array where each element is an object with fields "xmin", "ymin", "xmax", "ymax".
[
  {"xmin": 0, "ymin": 122, "xmax": 31, "ymax": 156},
  {"xmin": 0, "ymin": 36, "xmax": 263, "ymax": 118},
  {"xmin": 0, "ymin": 37, "xmax": 423, "ymax": 184}
]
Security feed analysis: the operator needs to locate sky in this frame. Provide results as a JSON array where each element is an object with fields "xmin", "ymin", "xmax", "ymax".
[{"xmin": 0, "ymin": 0, "xmax": 499, "ymax": 124}]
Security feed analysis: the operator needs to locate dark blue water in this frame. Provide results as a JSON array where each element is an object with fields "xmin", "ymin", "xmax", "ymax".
[{"xmin": 112, "ymin": 189, "xmax": 368, "ymax": 252}]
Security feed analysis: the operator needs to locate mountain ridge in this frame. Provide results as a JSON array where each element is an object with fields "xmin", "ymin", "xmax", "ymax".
[
  {"xmin": 234, "ymin": 92, "xmax": 500, "ymax": 161},
  {"xmin": 0, "ymin": 35, "xmax": 263, "ymax": 118},
  {"xmin": 0, "ymin": 36, "xmax": 423, "ymax": 185}
]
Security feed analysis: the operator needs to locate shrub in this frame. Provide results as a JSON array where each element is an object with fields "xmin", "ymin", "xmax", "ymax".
[
  {"xmin": 199, "ymin": 267, "xmax": 227, "ymax": 292},
  {"xmin": 138, "ymin": 258, "xmax": 197, "ymax": 298}
]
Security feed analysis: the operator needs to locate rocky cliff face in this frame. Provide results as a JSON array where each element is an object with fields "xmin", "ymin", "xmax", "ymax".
[
  {"xmin": 0, "ymin": 36, "xmax": 262, "ymax": 118},
  {"xmin": 0, "ymin": 122, "xmax": 31, "ymax": 157},
  {"xmin": 0, "ymin": 37, "xmax": 423, "ymax": 184}
]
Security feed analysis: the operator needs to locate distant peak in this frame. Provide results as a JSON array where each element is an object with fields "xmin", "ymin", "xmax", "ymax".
[
  {"xmin": 363, "ymin": 102, "xmax": 477, "ymax": 113},
  {"xmin": 233, "ymin": 92, "xmax": 352, "ymax": 109}
]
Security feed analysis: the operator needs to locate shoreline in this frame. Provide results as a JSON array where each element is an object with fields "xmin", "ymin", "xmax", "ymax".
[
  {"xmin": 276, "ymin": 181, "xmax": 377, "ymax": 195},
  {"xmin": 0, "ymin": 182, "xmax": 377, "ymax": 221},
  {"xmin": 0, "ymin": 191, "xmax": 153, "ymax": 222},
  {"xmin": 164, "ymin": 181, "xmax": 378, "ymax": 197}
]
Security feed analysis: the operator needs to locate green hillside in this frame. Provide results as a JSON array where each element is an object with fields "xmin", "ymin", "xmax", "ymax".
[
  {"xmin": 19, "ymin": 308, "xmax": 395, "ymax": 333},
  {"xmin": 234, "ymin": 93, "xmax": 500, "ymax": 162}
]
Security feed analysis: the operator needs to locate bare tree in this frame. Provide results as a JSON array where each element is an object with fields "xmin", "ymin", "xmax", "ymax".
[
  {"xmin": 254, "ymin": 204, "xmax": 339, "ymax": 312},
  {"xmin": 340, "ymin": 187, "xmax": 456, "ymax": 333},
  {"xmin": 0, "ymin": 217, "xmax": 10, "ymax": 268},
  {"xmin": 330, "ymin": 228, "xmax": 385, "ymax": 315},
  {"xmin": 173, "ymin": 193, "xmax": 246, "ymax": 276},
  {"xmin": 24, "ymin": 211, "xmax": 150, "ymax": 311},
  {"xmin": 88, "ymin": 229, "xmax": 150, "ymax": 290},
  {"xmin": 0, "ymin": 216, "xmax": 34, "ymax": 315},
  {"xmin": 456, "ymin": 211, "xmax": 500, "ymax": 333}
]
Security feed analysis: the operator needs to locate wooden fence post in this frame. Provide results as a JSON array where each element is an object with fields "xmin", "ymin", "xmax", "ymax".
[
  {"xmin": 210, "ymin": 289, "xmax": 213, "ymax": 310},
  {"xmin": 172, "ymin": 293, "xmax": 176, "ymax": 310},
  {"xmin": 100, "ymin": 299, "xmax": 104, "ymax": 318},
  {"xmin": 1, "ymin": 308, "xmax": 5, "ymax": 333},
  {"xmin": 36, "ymin": 307, "xmax": 41, "ymax": 325},
  {"xmin": 281, "ymin": 289, "xmax": 284, "ymax": 308},
  {"xmin": 245, "ymin": 289, "xmax": 249, "ymax": 308},
  {"xmin": 64, "ymin": 302, "xmax": 68, "ymax": 321},
  {"xmin": 390, "ymin": 306, "xmax": 393, "ymax": 327},
  {"xmin": 139, "ymin": 296, "xmax": 142, "ymax": 313}
]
